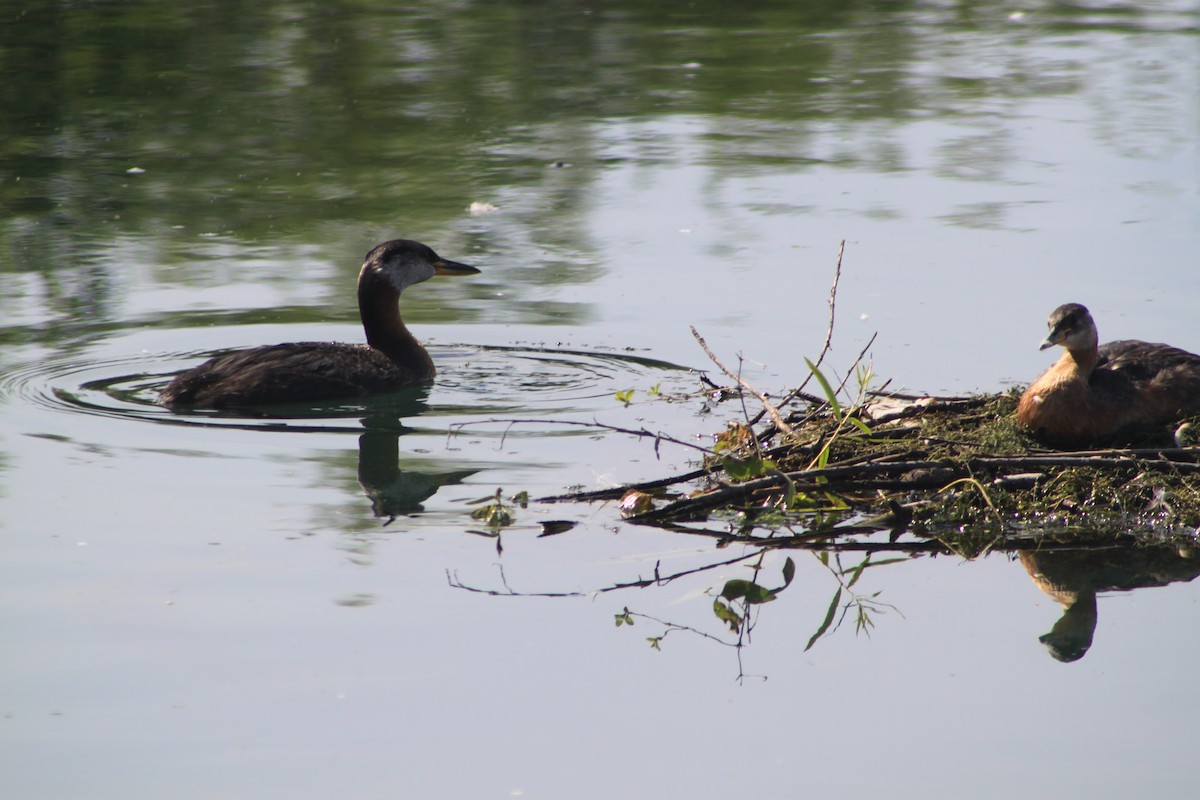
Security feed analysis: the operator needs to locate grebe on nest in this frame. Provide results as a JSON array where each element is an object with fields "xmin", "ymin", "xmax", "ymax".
[
  {"xmin": 159, "ymin": 239, "xmax": 479, "ymax": 408},
  {"xmin": 1017, "ymin": 303, "xmax": 1200, "ymax": 445}
]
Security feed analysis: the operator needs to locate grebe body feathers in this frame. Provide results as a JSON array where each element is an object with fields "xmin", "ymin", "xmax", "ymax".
[
  {"xmin": 159, "ymin": 239, "xmax": 479, "ymax": 408},
  {"xmin": 1017, "ymin": 303, "xmax": 1200, "ymax": 444}
]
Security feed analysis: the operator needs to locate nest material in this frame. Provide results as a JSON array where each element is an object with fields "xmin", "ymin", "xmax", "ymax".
[{"xmin": 553, "ymin": 391, "xmax": 1200, "ymax": 548}]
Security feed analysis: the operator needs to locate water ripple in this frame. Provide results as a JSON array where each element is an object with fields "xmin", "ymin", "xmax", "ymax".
[{"xmin": 1, "ymin": 343, "xmax": 698, "ymax": 434}]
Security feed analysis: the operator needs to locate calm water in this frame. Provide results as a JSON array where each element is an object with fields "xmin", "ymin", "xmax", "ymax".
[{"xmin": 3, "ymin": 2, "xmax": 1200, "ymax": 798}]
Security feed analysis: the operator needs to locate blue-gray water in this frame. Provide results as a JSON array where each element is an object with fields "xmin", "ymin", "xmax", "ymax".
[{"xmin": 2, "ymin": 2, "xmax": 1199, "ymax": 798}]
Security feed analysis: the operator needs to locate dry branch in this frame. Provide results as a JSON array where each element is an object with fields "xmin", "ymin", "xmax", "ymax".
[
  {"xmin": 690, "ymin": 325, "xmax": 794, "ymax": 436},
  {"xmin": 621, "ymin": 445, "xmax": 1200, "ymax": 525}
]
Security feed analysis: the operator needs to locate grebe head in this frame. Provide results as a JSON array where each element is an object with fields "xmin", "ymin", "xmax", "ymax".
[
  {"xmin": 362, "ymin": 239, "xmax": 480, "ymax": 292},
  {"xmin": 1039, "ymin": 303, "xmax": 1098, "ymax": 352}
]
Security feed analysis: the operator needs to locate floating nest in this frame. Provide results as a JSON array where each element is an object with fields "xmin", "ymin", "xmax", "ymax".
[
  {"xmin": 547, "ymin": 387, "xmax": 1200, "ymax": 554},
  {"xmin": 543, "ymin": 242, "xmax": 1200, "ymax": 555}
]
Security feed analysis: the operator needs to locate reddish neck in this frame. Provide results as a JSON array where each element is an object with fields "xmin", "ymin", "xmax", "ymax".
[
  {"xmin": 358, "ymin": 269, "xmax": 433, "ymax": 372},
  {"xmin": 1058, "ymin": 344, "xmax": 1099, "ymax": 379}
]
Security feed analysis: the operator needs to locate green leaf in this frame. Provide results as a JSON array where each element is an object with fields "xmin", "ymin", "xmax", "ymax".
[
  {"xmin": 805, "ymin": 588, "xmax": 843, "ymax": 651},
  {"xmin": 787, "ymin": 490, "xmax": 821, "ymax": 509},
  {"xmin": 723, "ymin": 455, "xmax": 764, "ymax": 481},
  {"xmin": 782, "ymin": 557, "xmax": 796, "ymax": 587},
  {"xmin": 474, "ymin": 504, "xmax": 513, "ymax": 527},
  {"xmin": 769, "ymin": 468, "xmax": 796, "ymax": 508},
  {"xmin": 712, "ymin": 597, "xmax": 743, "ymax": 633},
  {"xmin": 805, "ymin": 358, "xmax": 842, "ymax": 419},
  {"xmin": 816, "ymin": 491, "xmax": 850, "ymax": 511},
  {"xmin": 720, "ymin": 579, "xmax": 776, "ymax": 604},
  {"xmin": 744, "ymin": 584, "xmax": 777, "ymax": 604},
  {"xmin": 719, "ymin": 579, "xmax": 752, "ymax": 601},
  {"xmin": 846, "ymin": 415, "xmax": 872, "ymax": 434},
  {"xmin": 866, "ymin": 557, "xmax": 911, "ymax": 568},
  {"xmin": 843, "ymin": 555, "xmax": 871, "ymax": 589},
  {"xmin": 816, "ymin": 443, "xmax": 831, "ymax": 469}
]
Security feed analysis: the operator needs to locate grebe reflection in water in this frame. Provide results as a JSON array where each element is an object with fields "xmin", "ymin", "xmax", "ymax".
[
  {"xmin": 1017, "ymin": 303, "xmax": 1200, "ymax": 445},
  {"xmin": 159, "ymin": 239, "xmax": 480, "ymax": 409}
]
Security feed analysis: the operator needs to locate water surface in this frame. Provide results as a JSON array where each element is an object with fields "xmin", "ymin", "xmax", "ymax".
[{"xmin": 2, "ymin": 2, "xmax": 1199, "ymax": 798}]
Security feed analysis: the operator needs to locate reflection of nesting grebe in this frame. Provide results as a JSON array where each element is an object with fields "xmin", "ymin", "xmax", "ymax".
[
  {"xmin": 159, "ymin": 240, "xmax": 479, "ymax": 408},
  {"xmin": 1017, "ymin": 303, "xmax": 1200, "ymax": 445},
  {"xmin": 1020, "ymin": 544, "xmax": 1200, "ymax": 662}
]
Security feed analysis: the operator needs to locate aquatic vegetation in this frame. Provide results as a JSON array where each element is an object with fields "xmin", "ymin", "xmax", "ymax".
[
  {"xmin": 458, "ymin": 241, "xmax": 1200, "ymax": 676},
  {"xmin": 565, "ymin": 378, "xmax": 1200, "ymax": 542},
  {"xmin": 545, "ymin": 242, "xmax": 1200, "ymax": 547}
]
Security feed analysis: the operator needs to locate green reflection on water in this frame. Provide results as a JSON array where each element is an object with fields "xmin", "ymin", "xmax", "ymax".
[
  {"xmin": 6, "ymin": 0, "xmax": 1185, "ymax": 238},
  {"xmin": 0, "ymin": 0, "xmax": 1194, "ymax": 348}
]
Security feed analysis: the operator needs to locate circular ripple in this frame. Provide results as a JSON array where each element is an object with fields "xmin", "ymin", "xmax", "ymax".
[
  {"xmin": 434, "ymin": 344, "xmax": 693, "ymax": 407},
  {"xmin": 2, "ymin": 353, "xmax": 162, "ymax": 420},
  {"xmin": 2, "ymin": 344, "xmax": 698, "ymax": 434}
]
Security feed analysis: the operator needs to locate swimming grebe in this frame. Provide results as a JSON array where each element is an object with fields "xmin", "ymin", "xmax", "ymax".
[
  {"xmin": 159, "ymin": 239, "xmax": 479, "ymax": 408},
  {"xmin": 1016, "ymin": 303, "xmax": 1200, "ymax": 444}
]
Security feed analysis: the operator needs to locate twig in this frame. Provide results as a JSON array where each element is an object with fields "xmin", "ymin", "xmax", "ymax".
[
  {"xmin": 621, "ymin": 449, "xmax": 1200, "ymax": 525},
  {"xmin": 538, "ymin": 465, "xmax": 711, "ymax": 503},
  {"xmin": 758, "ymin": 331, "xmax": 881, "ymax": 442},
  {"xmin": 691, "ymin": 326, "xmax": 794, "ymax": 436},
  {"xmin": 833, "ymin": 331, "xmax": 879, "ymax": 399},
  {"xmin": 445, "ymin": 550, "xmax": 765, "ymax": 598},
  {"xmin": 815, "ymin": 239, "xmax": 846, "ymax": 371},
  {"xmin": 757, "ymin": 240, "xmax": 847, "ymax": 423},
  {"xmin": 447, "ymin": 417, "xmax": 715, "ymax": 456}
]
